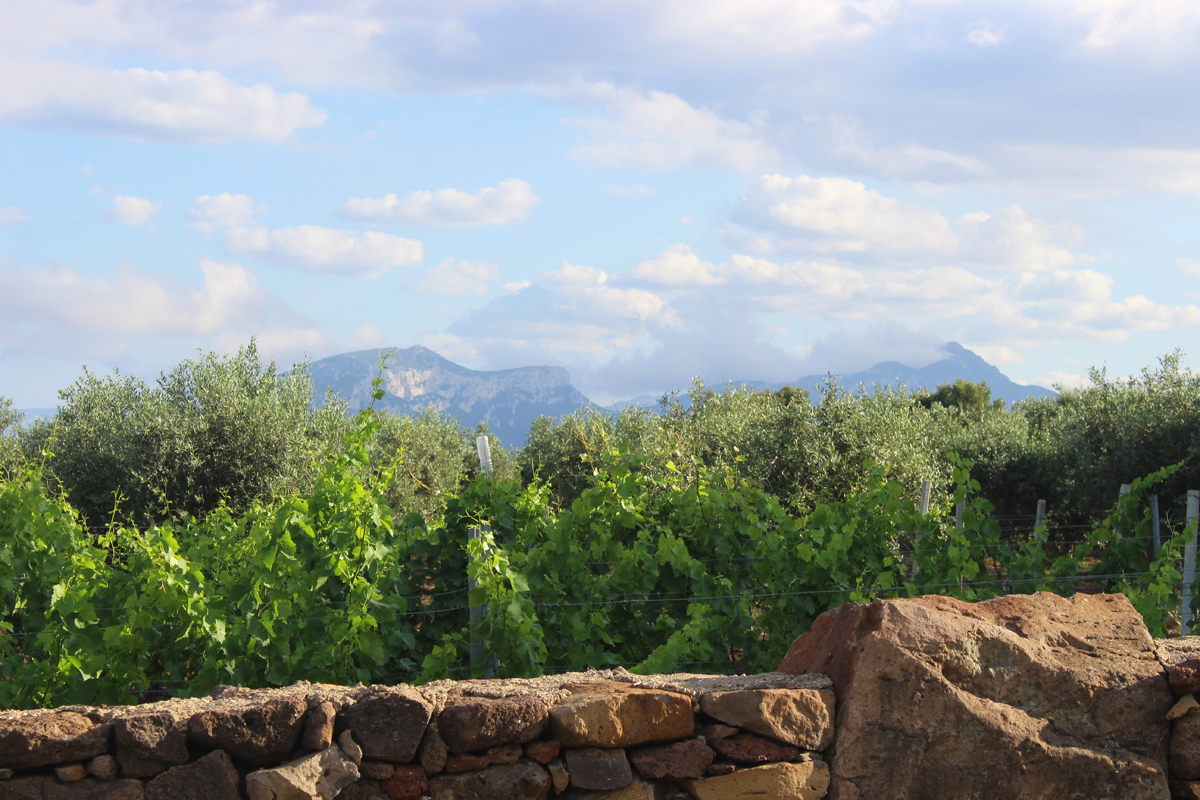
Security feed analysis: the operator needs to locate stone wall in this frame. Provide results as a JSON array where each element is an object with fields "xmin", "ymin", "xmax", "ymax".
[
  {"xmin": 0, "ymin": 670, "xmax": 834, "ymax": 800},
  {"xmin": 8, "ymin": 591, "xmax": 1200, "ymax": 800}
]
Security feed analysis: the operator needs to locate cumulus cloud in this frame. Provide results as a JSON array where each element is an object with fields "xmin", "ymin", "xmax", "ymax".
[
  {"xmin": 0, "ymin": 207, "xmax": 30, "ymax": 225},
  {"xmin": 0, "ymin": 258, "xmax": 328, "ymax": 358},
  {"xmin": 563, "ymin": 83, "xmax": 778, "ymax": 172},
  {"xmin": 409, "ymin": 258, "xmax": 501, "ymax": 295},
  {"xmin": 223, "ymin": 225, "xmax": 423, "ymax": 278},
  {"xmin": 627, "ymin": 244, "xmax": 724, "ymax": 286},
  {"xmin": 109, "ymin": 195, "xmax": 161, "ymax": 226},
  {"xmin": 966, "ymin": 22, "xmax": 1006, "ymax": 47},
  {"xmin": 0, "ymin": 60, "xmax": 327, "ymax": 143},
  {"xmin": 1179, "ymin": 258, "xmax": 1200, "ymax": 276},
  {"xmin": 727, "ymin": 175, "xmax": 1083, "ymax": 269},
  {"xmin": 187, "ymin": 193, "xmax": 267, "ymax": 233},
  {"xmin": 608, "ymin": 185, "xmax": 656, "ymax": 198},
  {"xmin": 340, "ymin": 179, "xmax": 539, "ymax": 227}
]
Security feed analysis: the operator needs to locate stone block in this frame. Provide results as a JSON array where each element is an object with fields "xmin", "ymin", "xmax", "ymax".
[
  {"xmin": 699, "ymin": 688, "xmax": 834, "ymax": 750},
  {"xmin": 444, "ymin": 753, "xmax": 490, "ymax": 774},
  {"xmin": 680, "ymin": 760, "xmax": 829, "ymax": 800},
  {"xmin": 246, "ymin": 744, "xmax": 360, "ymax": 800},
  {"xmin": 524, "ymin": 739, "xmax": 561, "ymax": 765},
  {"xmin": 87, "ymin": 755, "xmax": 119, "ymax": 781},
  {"xmin": 188, "ymin": 694, "xmax": 308, "ymax": 766},
  {"xmin": 428, "ymin": 761, "xmax": 551, "ymax": 800},
  {"xmin": 1173, "ymin": 658, "xmax": 1200, "ymax": 696},
  {"xmin": 0, "ymin": 776, "xmax": 145, "ymax": 799},
  {"xmin": 144, "ymin": 749, "xmax": 241, "ymax": 800},
  {"xmin": 55, "ymin": 764, "xmax": 88, "ymax": 782},
  {"xmin": 629, "ymin": 738, "xmax": 714, "ymax": 780},
  {"xmin": 381, "ymin": 764, "xmax": 428, "ymax": 800},
  {"xmin": 0, "ymin": 712, "xmax": 111, "ymax": 770},
  {"xmin": 439, "ymin": 694, "xmax": 549, "ymax": 753},
  {"xmin": 708, "ymin": 733, "xmax": 799, "ymax": 764},
  {"xmin": 549, "ymin": 683, "xmax": 693, "ymax": 749},
  {"xmin": 304, "ymin": 700, "xmax": 337, "ymax": 751},
  {"xmin": 418, "ymin": 724, "xmax": 448, "ymax": 775},
  {"xmin": 340, "ymin": 689, "xmax": 432, "ymax": 764},
  {"xmin": 564, "ymin": 747, "xmax": 632, "ymax": 791},
  {"xmin": 114, "ymin": 710, "xmax": 190, "ymax": 778}
]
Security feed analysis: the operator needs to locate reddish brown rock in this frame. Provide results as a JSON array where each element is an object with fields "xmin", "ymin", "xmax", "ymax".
[
  {"xmin": 336, "ymin": 779, "xmax": 393, "ymax": 800},
  {"xmin": 523, "ymin": 739, "xmax": 560, "ymax": 764},
  {"xmin": 564, "ymin": 746, "xmax": 633, "ymax": 791},
  {"xmin": 444, "ymin": 753, "xmax": 490, "ymax": 774},
  {"xmin": 630, "ymin": 737, "xmax": 715, "ymax": 780},
  {"xmin": 439, "ymin": 694, "xmax": 549, "ymax": 754},
  {"xmin": 304, "ymin": 700, "xmax": 337, "ymax": 751},
  {"xmin": 708, "ymin": 732, "xmax": 800, "ymax": 764},
  {"xmin": 187, "ymin": 694, "xmax": 307, "ymax": 766},
  {"xmin": 382, "ymin": 764, "xmax": 428, "ymax": 800},
  {"xmin": 0, "ymin": 776, "xmax": 145, "ymax": 799},
  {"xmin": 549, "ymin": 682, "xmax": 693, "ymax": 748},
  {"xmin": 145, "ymin": 749, "xmax": 241, "ymax": 800},
  {"xmin": 778, "ymin": 592, "xmax": 1173, "ymax": 800},
  {"xmin": 55, "ymin": 763, "xmax": 88, "ymax": 781},
  {"xmin": 340, "ymin": 689, "xmax": 433, "ymax": 764},
  {"xmin": 418, "ymin": 724, "xmax": 448, "ymax": 775},
  {"xmin": 428, "ymin": 761, "xmax": 550, "ymax": 800},
  {"xmin": 1174, "ymin": 714, "xmax": 1200, "ymax": 779},
  {"xmin": 113, "ymin": 709, "xmax": 190, "ymax": 777},
  {"xmin": 706, "ymin": 763, "xmax": 737, "ymax": 776},
  {"xmin": 486, "ymin": 743, "xmax": 522, "ymax": 765},
  {"xmin": 1173, "ymin": 658, "xmax": 1200, "ymax": 697},
  {"xmin": 0, "ymin": 712, "xmax": 111, "ymax": 770}
]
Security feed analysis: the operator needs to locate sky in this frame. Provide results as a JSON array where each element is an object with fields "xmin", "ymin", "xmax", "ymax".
[{"xmin": 2, "ymin": 0, "xmax": 1199, "ymax": 407}]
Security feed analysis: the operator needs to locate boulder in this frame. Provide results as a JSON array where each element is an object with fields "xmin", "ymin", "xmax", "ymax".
[
  {"xmin": 187, "ymin": 694, "xmax": 307, "ymax": 766},
  {"xmin": 699, "ymin": 688, "xmax": 834, "ymax": 749},
  {"xmin": 681, "ymin": 761, "xmax": 829, "ymax": 800},
  {"xmin": 438, "ymin": 694, "xmax": 549, "ymax": 753},
  {"xmin": 778, "ymin": 592, "xmax": 1173, "ymax": 800},
  {"xmin": 340, "ymin": 689, "xmax": 432, "ymax": 764},
  {"xmin": 564, "ymin": 747, "xmax": 633, "ymax": 791},
  {"xmin": 0, "ymin": 712, "xmax": 111, "ymax": 770},
  {"xmin": 113, "ymin": 709, "xmax": 190, "ymax": 778},
  {"xmin": 629, "ymin": 737, "xmax": 714, "ymax": 780},
  {"xmin": 0, "ymin": 776, "xmax": 145, "ymax": 800},
  {"xmin": 708, "ymin": 733, "xmax": 799, "ymax": 765},
  {"xmin": 144, "ymin": 749, "xmax": 241, "ymax": 800},
  {"xmin": 428, "ymin": 761, "xmax": 551, "ymax": 800},
  {"xmin": 246, "ymin": 744, "xmax": 360, "ymax": 800},
  {"xmin": 549, "ymin": 682, "xmax": 693, "ymax": 748}
]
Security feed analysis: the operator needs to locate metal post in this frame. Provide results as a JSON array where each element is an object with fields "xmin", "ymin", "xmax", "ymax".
[
  {"xmin": 1184, "ymin": 492, "xmax": 1200, "ymax": 636},
  {"xmin": 1151, "ymin": 495, "xmax": 1161, "ymax": 557},
  {"xmin": 476, "ymin": 435, "xmax": 493, "ymax": 480},
  {"xmin": 955, "ymin": 502, "xmax": 965, "ymax": 530},
  {"xmin": 1034, "ymin": 499, "xmax": 1046, "ymax": 540},
  {"xmin": 1117, "ymin": 484, "xmax": 1131, "ymax": 540},
  {"xmin": 919, "ymin": 481, "xmax": 931, "ymax": 515},
  {"xmin": 468, "ymin": 524, "xmax": 495, "ymax": 677}
]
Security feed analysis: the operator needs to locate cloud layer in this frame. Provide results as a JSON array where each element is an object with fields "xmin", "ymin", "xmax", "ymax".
[{"xmin": 341, "ymin": 179, "xmax": 539, "ymax": 227}]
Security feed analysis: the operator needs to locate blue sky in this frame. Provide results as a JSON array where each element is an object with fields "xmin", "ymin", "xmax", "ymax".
[{"xmin": 2, "ymin": 0, "xmax": 1199, "ymax": 407}]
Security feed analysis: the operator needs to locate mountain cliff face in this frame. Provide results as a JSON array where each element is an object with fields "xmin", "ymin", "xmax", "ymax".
[{"xmin": 306, "ymin": 346, "xmax": 592, "ymax": 445}]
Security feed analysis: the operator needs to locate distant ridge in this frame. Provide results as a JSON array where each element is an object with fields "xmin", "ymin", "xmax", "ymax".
[{"xmin": 306, "ymin": 345, "xmax": 592, "ymax": 446}]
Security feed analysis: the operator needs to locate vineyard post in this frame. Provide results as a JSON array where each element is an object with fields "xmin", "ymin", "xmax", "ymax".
[
  {"xmin": 476, "ymin": 435, "xmax": 494, "ymax": 481},
  {"xmin": 955, "ymin": 502, "xmax": 964, "ymax": 530},
  {"xmin": 1118, "ymin": 484, "xmax": 1131, "ymax": 540},
  {"xmin": 1183, "ymin": 491, "xmax": 1199, "ymax": 635},
  {"xmin": 1151, "ymin": 495, "xmax": 1161, "ymax": 556},
  {"xmin": 1034, "ymin": 499, "xmax": 1046, "ymax": 541},
  {"xmin": 469, "ymin": 524, "xmax": 496, "ymax": 678},
  {"xmin": 912, "ymin": 480, "xmax": 932, "ymax": 580}
]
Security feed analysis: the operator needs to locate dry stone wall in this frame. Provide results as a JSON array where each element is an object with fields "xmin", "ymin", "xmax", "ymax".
[
  {"xmin": 0, "ymin": 670, "xmax": 834, "ymax": 800},
  {"xmin": 10, "ymin": 591, "xmax": 1200, "ymax": 800}
]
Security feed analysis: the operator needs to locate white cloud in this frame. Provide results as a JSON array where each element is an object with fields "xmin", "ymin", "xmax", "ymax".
[
  {"xmin": 109, "ymin": 195, "xmax": 161, "ymax": 226},
  {"xmin": 628, "ymin": 244, "xmax": 725, "ymax": 286},
  {"xmin": 0, "ymin": 207, "xmax": 30, "ymax": 225},
  {"xmin": 340, "ymin": 179, "xmax": 539, "ymax": 227},
  {"xmin": 1074, "ymin": 0, "xmax": 1200, "ymax": 50},
  {"xmin": 728, "ymin": 175, "xmax": 1083, "ymax": 270},
  {"xmin": 223, "ymin": 225, "xmax": 423, "ymax": 279},
  {"xmin": 1178, "ymin": 258, "xmax": 1200, "ymax": 277},
  {"xmin": 0, "ymin": 59, "xmax": 326, "ymax": 143},
  {"xmin": 409, "ymin": 258, "xmax": 501, "ymax": 295},
  {"xmin": 187, "ymin": 193, "xmax": 267, "ymax": 233},
  {"xmin": 997, "ymin": 145, "xmax": 1200, "ymax": 197},
  {"xmin": 563, "ymin": 83, "xmax": 778, "ymax": 172},
  {"xmin": 0, "ymin": 258, "xmax": 327, "ymax": 357},
  {"xmin": 966, "ymin": 22, "xmax": 1006, "ymax": 47},
  {"xmin": 1036, "ymin": 371, "xmax": 1088, "ymax": 391},
  {"xmin": 963, "ymin": 344, "xmax": 1024, "ymax": 365}
]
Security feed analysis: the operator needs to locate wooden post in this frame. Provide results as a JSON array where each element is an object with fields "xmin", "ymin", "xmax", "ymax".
[
  {"xmin": 1151, "ymin": 495, "xmax": 1161, "ymax": 557},
  {"xmin": 1034, "ymin": 499, "xmax": 1046, "ymax": 539},
  {"xmin": 1183, "ymin": 492, "xmax": 1199, "ymax": 636},
  {"xmin": 468, "ymin": 524, "xmax": 496, "ymax": 677}
]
